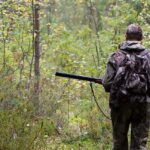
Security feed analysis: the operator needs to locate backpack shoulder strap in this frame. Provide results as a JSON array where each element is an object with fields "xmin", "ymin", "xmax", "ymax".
[{"xmin": 139, "ymin": 49, "xmax": 149, "ymax": 56}]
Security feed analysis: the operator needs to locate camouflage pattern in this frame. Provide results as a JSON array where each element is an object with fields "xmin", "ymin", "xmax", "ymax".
[
  {"xmin": 111, "ymin": 102, "xmax": 150, "ymax": 150},
  {"xmin": 103, "ymin": 41, "xmax": 150, "ymax": 106},
  {"xmin": 103, "ymin": 41, "xmax": 150, "ymax": 150}
]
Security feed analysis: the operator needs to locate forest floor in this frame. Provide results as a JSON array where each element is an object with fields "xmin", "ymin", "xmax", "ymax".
[
  {"xmin": 45, "ymin": 133, "xmax": 150, "ymax": 150},
  {"xmin": 45, "ymin": 135, "xmax": 112, "ymax": 150}
]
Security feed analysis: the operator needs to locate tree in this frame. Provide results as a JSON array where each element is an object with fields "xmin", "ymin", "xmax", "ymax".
[{"xmin": 32, "ymin": 0, "xmax": 40, "ymax": 111}]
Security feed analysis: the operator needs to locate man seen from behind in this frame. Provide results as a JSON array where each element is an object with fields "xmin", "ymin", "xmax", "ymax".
[{"xmin": 103, "ymin": 24, "xmax": 150, "ymax": 150}]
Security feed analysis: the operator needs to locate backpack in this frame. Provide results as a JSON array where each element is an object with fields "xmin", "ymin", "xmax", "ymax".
[{"xmin": 111, "ymin": 49, "xmax": 149, "ymax": 100}]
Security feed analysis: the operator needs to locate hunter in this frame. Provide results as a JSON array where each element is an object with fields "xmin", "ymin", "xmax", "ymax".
[{"xmin": 103, "ymin": 24, "xmax": 150, "ymax": 150}]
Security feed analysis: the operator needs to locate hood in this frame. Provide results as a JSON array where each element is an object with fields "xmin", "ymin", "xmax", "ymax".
[{"xmin": 119, "ymin": 41, "xmax": 145, "ymax": 52}]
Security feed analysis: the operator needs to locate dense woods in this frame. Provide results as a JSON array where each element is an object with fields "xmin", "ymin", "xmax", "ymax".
[{"xmin": 0, "ymin": 0, "xmax": 150, "ymax": 149}]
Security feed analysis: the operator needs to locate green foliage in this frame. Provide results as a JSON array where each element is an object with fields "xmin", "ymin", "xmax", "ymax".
[
  {"xmin": 0, "ymin": 0, "xmax": 150, "ymax": 149},
  {"xmin": 0, "ymin": 101, "xmax": 43, "ymax": 150}
]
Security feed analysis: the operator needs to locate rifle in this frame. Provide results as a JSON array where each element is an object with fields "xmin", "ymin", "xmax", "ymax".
[{"xmin": 55, "ymin": 72, "xmax": 102, "ymax": 84}]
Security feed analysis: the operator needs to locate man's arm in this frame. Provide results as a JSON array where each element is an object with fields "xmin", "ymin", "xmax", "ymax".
[
  {"xmin": 146, "ymin": 51, "xmax": 150, "ymax": 96},
  {"xmin": 102, "ymin": 54, "xmax": 117, "ymax": 92}
]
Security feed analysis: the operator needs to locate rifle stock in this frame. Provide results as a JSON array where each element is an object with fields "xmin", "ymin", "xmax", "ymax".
[{"xmin": 55, "ymin": 72, "xmax": 102, "ymax": 84}]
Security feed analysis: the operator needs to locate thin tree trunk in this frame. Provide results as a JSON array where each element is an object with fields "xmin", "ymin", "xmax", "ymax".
[
  {"xmin": 32, "ymin": 0, "xmax": 40, "ymax": 111},
  {"xmin": 27, "ymin": 0, "xmax": 35, "ymax": 90},
  {"xmin": 1, "ymin": 10, "xmax": 6, "ymax": 69},
  {"xmin": 86, "ymin": 0, "xmax": 102, "ymax": 76}
]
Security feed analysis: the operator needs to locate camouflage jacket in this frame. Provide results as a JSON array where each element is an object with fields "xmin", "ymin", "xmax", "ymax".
[{"xmin": 103, "ymin": 41, "xmax": 150, "ymax": 106}]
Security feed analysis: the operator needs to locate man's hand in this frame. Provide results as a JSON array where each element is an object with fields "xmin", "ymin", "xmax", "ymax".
[{"xmin": 94, "ymin": 79, "xmax": 102, "ymax": 84}]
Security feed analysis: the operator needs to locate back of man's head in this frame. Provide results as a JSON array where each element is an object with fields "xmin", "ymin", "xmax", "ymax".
[{"xmin": 126, "ymin": 24, "xmax": 143, "ymax": 41}]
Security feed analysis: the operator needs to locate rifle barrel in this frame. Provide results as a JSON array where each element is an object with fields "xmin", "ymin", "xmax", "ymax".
[{"xmin": 55, "ymin": 72, "xmax": 102, "ymax": 84}]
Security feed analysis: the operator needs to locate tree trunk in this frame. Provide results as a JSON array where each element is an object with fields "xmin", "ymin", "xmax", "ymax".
[{"xmin": 32, "ymin": 0, "xmax": 40, "ymax": 111}]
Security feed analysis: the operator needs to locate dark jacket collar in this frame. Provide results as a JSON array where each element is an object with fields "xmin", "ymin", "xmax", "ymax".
[{"xmin": 119, "ymin": 41, "xmax": 145, "ymax": 52}]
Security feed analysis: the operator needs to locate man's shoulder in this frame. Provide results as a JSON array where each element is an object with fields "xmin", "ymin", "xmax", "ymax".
[
  {"xmin": 140, "ymin": 49, "xmax": 150, "ymax": 59},
  {"xmin": 145, "ymin": 49, "xmax": 150, "ymax": 55},
  {"xmin": 109, "ymin": 50, "xmax": 126, "ymax": 64}
]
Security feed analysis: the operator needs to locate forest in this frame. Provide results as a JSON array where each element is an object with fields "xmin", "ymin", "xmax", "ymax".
[{"xmin": 0, "ymin": 0, "xmax": 150, "ymax": 149}]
